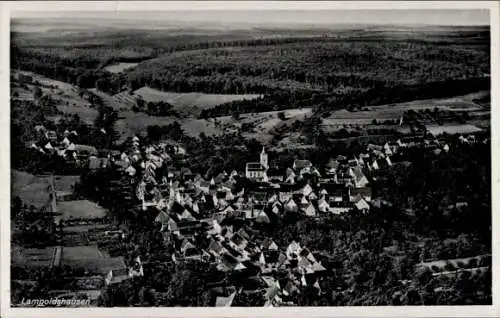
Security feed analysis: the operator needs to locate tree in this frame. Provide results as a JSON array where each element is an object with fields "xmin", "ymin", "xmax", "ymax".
[
  {"xmin": 278, "ymin": 112, "xmax": 286, "ymax": 120},
  {"xmin": 33, "ymin": 87, "xmax": 43, "ymax": 99},
  {"xmin": 231, "ymin": 111, "xmax": 240, "ymax": 120}
]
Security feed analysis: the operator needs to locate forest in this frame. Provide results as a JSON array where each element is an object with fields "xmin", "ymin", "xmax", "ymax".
[{"xmin": 11, "ymin": 26, "xmax": 490, "ymax": 117}]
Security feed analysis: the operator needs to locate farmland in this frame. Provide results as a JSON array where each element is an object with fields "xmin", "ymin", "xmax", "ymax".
[
  {"xmin": 11, "ymin": 170, "xmax": 53, "ymax": 210},
  {"xmin": 103, "ymin": 62, "xmax": 138, "ymax": 74},
  {"xmin": 426, "ymin": 124, "xmax": 483, "ymax": 136},
  {"xmin": 57, "ymin": 200, "xmax": 108, "ymax": 221},
  {"xmin": 60, "ymin": 245, "xmax": 126, "ymax": 275},
  {"xmin": 12, "ymin": 71, "xmax": 98, "ymax": 124},
  {"xmin": 134, "ymin": 86, "xmax": 261, "ymax": 114},
  {"xmin": 321, "ymin": 91, "xmax": 488, "ymax": 130},
  {"xmin": 11, "ymin": 246, "xmax": 58, "ymax": 268},
  {"xmin": 90, "ymin": 86, "xmax": 261, "ymax": 116}
]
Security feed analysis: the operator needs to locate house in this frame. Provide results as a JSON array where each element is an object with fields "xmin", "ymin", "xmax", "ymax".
[
  {"xmin": 293, "ymin": 159, "xmax": 312, "ymax": 172},
  {"xmin": 267, "ymin": 166, "xmax": 284, "ymax": 183},
  {"xmin": 325, "ymin": 159, "xmax": 340, "ymax": 176},
  {"xmin": 350, "ymin": 187, "xmax": 372, "ymax": 202},
  {"xmin": 370, "ymin": 157, "xmax": 392, "ymax": 171},
  {"xmin": 105, "ymin": 268, "xmax": 131, "ymax": 286},
  {"xmin": 286, "ymin": 241, "xmax": 302, "ymax": 259},
  {"xmin": 255, "ymin": 211, "xmax": 271, "ymax": 224},
  {"xmin": 353, "ymin": 196, "xmax": 370, "ymax": 213},
  {"xmin": 317, "ymin": 198, "xmax": 330, "ymax": 213},
  {"xmin": 303, "ymin": 203, "xmax": 317, "ymax": 217},
  {"xmin": 329, "ymin": 203, "xmax": 352, "ymax": 214},
  {"xmin": 283, "ymin": 168, "xmax": 296, "ymax": 184},
  {"xmin": 349, "ymin": 166, "xmax": 369, "ymax": 188},
  {"xmin": 384, "ymin": 143, "xmax": 393, "ymax": 156},
  {"xmin": 301, "ymin": 184, "xmax": 314, "ymax": 197},
  {"xmin": 154, "ymin": 211, "xmax": 170, "ymax": 225},
  {"xmin": 74, "ymin": 144, "xmax": 98, "ymax": 159},
  {"xmin": 300, "ymin": 196, "xmax": 309, "ymax": 208},
  {"xmin": 215, "ymin": 291, "xmax": 236, "ymax": 307},
  {"xmin": 284, "ymin": 198, "xmax": 298, "ymax": 213},
  {"xmin": 245, "ymin": 163, "xmax": 267, "ymax": 181},
  {"xmin": 45, "ymin": 130, "xmax": 58, "ymax": 142},
  {"xmin": 328, "ymin": 189, "xmax": 345, "ymax": 203}
]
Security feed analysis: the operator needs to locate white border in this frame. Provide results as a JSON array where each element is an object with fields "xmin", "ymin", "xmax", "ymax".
[{"xmin": 1, "ymin": 1, "xmax": 499, "ymax": 318}]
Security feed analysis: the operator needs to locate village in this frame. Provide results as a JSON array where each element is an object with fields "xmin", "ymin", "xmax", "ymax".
[{"xmin": 11, "ymin": 119, "xmax": 488, "ymax": 307}]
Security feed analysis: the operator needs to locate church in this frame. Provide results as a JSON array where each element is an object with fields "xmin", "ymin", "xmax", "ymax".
[{"xmin": 245, "ymin": 148, "xmax": 268, "ymax": 181}]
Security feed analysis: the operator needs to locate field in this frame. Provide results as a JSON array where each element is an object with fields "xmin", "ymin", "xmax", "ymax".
[
  {"xmin": 11, "ymin": 170, "xmax": 53, "ymax": 210},
  {"xmin": 60, "ymin": 245, "xmax": 126, "ymax": 274},
  {"xmin": 12, "ymin": 71, "xmax": 98, "ymax": 124},
  {"xmin": 426, "ymin": 124, "xmax": 483, "ymax": 136},
  {"xmin": 11, "ymin": 246, "xmax": 57, "ymax": 268},
  {"xmin": 90, "ymin": 86, "xmax": 261, "ymax": 117},
  {"xmin": 417, "ymin": 254, "xmax": 491, "ymax": 272},
  {"xmin": 114, "ymin": 88, "xmax": 489, "ymax": 144},
  {"xmin": 134, "ymin": 86, "xmax": 261, "ymax": 117},
  {"xmin": 57, "ymin": 200, "xmax": 107, "ymax": 221},
  {"xmin": 114, "ymin": 111, "xmax": 222, "ymax": 141},
  {"xmin": 103, "ymin": 62, "xmax": 138, "ymax": 73},
  {"xmin": 321, "ymin": 91, "xmax": 488, "ymax": 131},
  {"xmin": 53, "ymin": 175, "xmax": 80, "ymax": 193}
]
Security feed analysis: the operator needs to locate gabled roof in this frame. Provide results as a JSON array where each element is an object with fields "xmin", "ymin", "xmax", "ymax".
[
  {"xmin": 208, "ymin": 239, "xmax": 224, "ymax": 254},
  {"xmin": 255, "ymin": 211, "xmax": 271, "ymax": 224},
  {"xmin": 303, "ymin": 204, "xmax": 317, "ymax": 217},
  {"xmin": 312, "ymin": 262, "xmax": 326, "ymax": 272},
  {"xmin": 354, "ymin": 197, "xmax": 370, "ymax": 210},
  {"xmin": 298, "ymin": 256, "xmax": 312, "ymax": 269},
  {"xmin": 154, "ymin": 211, "xmax": 170, "ymax": 224},
  {"xmin": 351, "ymin": 187, "xmax": 372, "ymax": 198},
  {"xmin": 236, "ymin": 228, "xmax": 250, "ymax": 240},
  {"xmin": 215, "ymin": 292, "xmax": 236, "ymax": 307},
  {"xmin": 293, "ymin": 159, "xmax": 312, "ymax": 171},
  {"xmin": 351, "ymin": 166, "xmax": 366, "ymax": 182},
  {"xmin": 246, "ymin": 162, "xmax": 265, "ymax": 171}
]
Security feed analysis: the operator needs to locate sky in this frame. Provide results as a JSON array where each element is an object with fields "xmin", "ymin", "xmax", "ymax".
[{"xmin": 11, "ymin": 9, "xmax": 490, "ymax": 27}]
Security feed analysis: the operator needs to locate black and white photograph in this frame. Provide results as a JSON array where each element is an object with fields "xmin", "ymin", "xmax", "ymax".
[{"xmin": 1, "ymin": 1, "xmax": 498, "ymax": 316}]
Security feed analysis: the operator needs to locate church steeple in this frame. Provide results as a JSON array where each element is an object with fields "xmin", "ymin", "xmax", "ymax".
[{"xmin": 260, "ymin": 147, "xmax": 268, "ymax": 169}]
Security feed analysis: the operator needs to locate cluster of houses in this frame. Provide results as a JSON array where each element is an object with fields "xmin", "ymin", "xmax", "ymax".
[
  {"xmin": 95, "ymin": 135, "xmax": 407, "ymax": 306},
  {"xmin": 97, "ymin": 130, "xmax": 480, "ymax": 306},
  {"xmin": 20, "ymin": 122, "xmax": 486, "ymax": 306},
  {"xmin": 29, "ymin": 125, "xmax": 98, "ymax": 162}
]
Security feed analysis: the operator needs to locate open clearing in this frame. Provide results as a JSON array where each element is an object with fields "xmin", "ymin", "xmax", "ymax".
[
  {"xmin": 115, "ymin": 111, "xmax": 223, "ymax": 141},
  {"xmin": 91, "ymin": 86, "xmax": 261, "ymax": 117},
  {"xmin": 134, "ymin": 86, "xmax": 261, "ymax": 115},
  {"xmin": 103, "ymin": 62, "xmax": 138, "ymax": 73},
  {"xmin": 426, "ymin": 124, "xmax": 483, "ymax": 136},
  {"xmin": 11, "ymin": 170, "xmax": 53, "ymax": 210},
  {"xmin": 57, "ymin": 200, "xmax": 107, "ymax": 220}
]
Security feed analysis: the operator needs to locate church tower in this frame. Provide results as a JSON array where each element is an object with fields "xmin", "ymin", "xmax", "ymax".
[{"xmin": 260, "ymin": 147, "xmax": 268, "ymax": 169}]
